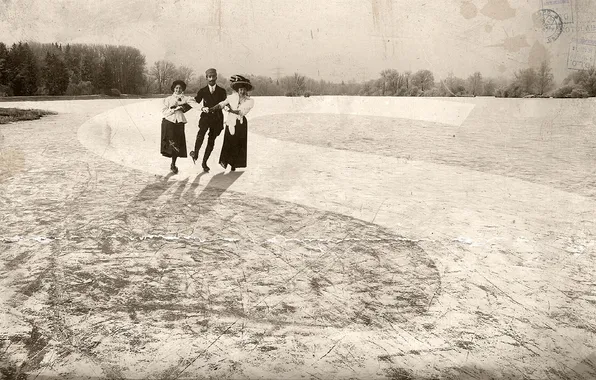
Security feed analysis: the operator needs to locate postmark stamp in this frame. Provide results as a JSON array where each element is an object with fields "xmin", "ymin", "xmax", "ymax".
[
  {"xmin": 575, "ymin": 0, "xmax": 596, "ymax": 31},
  {"xmin": 541, "ymin": 0, "xmax": 573, "ymax": 24},
  {"xmin": 567, "ymin": 37, "xmax": 596, "ymax": 70},
  {"xmin": 533, "ymin": 9, "xmax": 564, "ymax": 43}
]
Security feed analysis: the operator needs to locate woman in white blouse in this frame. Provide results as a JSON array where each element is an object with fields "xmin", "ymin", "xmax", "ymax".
[
  {"xmin": 211, "ymin": 75, "xmax": 255, "ymax": 172},
  {"xmin": 160, "ymin": 80, "xmax": 197, "ymax": 174}
]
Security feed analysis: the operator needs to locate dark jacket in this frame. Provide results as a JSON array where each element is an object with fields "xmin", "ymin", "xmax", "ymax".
[{"xmin": 194, "ymin": 85, "xmax": 227, "ymax": 125}]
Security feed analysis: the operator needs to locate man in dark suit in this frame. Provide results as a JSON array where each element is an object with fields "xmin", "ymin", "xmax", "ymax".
[{"xmin": 190, "ymin": 68, "xmax": 228, "ymax": 172}]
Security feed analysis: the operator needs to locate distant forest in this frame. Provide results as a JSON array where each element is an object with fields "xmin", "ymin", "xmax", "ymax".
[{"xmin": 1, "ymin": 41, "xmax": 596, "ymax": 98}]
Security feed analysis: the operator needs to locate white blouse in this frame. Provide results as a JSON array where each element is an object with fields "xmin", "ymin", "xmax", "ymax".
[
  {"xmin": 161, "ymin": 94, "xmax": 198, "ymax": 123},
  {"xmin": 218, "ymin": 92, "xmax": 254, "ymax": 127}
]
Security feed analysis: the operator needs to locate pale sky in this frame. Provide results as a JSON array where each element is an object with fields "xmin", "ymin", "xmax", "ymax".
[{"xmin": 1, "ymin": 0, "xmax": 592, "ymax": 82}]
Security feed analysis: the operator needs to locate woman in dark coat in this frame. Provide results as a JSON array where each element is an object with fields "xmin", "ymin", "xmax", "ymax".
[
  {"xmin": 212, "ymin": 75, "xmax": 254, "ymax": 172},
  {"xmin": 160, "ymin": 80, "xmax": 196, "ymax": 174}
]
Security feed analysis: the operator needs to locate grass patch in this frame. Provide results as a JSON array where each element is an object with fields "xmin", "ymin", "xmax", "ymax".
[{"xmin": 0, "ymin": 108, "xmax": 56, "ymax": 124}]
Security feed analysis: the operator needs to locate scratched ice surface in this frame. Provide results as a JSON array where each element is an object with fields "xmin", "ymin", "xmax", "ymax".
[
  {"xmin": 1, "ymin": 0, "xmax": 596, "ymax": 378},
  {"xmin": 0, "ymin": 95, "xmax": 594, "ymax": 379}
]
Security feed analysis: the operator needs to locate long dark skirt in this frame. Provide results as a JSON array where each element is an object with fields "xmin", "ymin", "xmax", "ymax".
[
  {"xmin": 160, "ymin": 119, "xmax": 188, "ymax": 158},
  {"xmin": 219, "ymin": 117, "xmax": 247, "ymax": 169}
]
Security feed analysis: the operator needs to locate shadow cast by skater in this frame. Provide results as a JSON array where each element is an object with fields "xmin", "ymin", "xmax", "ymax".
[
  {"xmin": 195, "ymin": 171, "xmax": 244, "ymax": 201},
  {"xmin": 129, "ymin": 170, "xmax": 243, "ymax": 211}
]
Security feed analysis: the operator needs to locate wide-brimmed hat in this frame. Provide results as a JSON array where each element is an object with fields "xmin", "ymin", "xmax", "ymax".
[
  {"xmin": 171, "ymin": 80, "xmax": 187, "ymax": 92},
  {"xmin": 230, "ymin": 75, "xmax": 253, "ymax": 91}
]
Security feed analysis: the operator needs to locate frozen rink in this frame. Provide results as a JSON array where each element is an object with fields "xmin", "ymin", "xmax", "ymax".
[{"xmin": 0, "ymin": 96, "xmax": 595, "ymax": 379}]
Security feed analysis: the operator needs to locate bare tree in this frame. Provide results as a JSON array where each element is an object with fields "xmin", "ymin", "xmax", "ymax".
[
  {"xmin": 411, "ymin": 69, "xmax": 434, "ymax": 92},
  {"xmin": 466, "ymin": 72, "xmax": 484, "ymax": 96},
  {"xmin": 142, "ymin": 71, "xmax": 155, "ymax": 94},
  {"xmin": 394, "ymin": 71, "xmax": 411, "ymax": 95},
  {"xmin": 441, "ymin": 72, "xmax": 466, "ymax": 96},
  {"xmin": 483, "ymin": 78, "xmax": 497, "ymax": 96},
  {"xmin": 279, "ymin": 73, "xmax": 306, "ymax": 96},
  {"xmin": 293, "ymin": 73, "xmax": 306, "ymax": 95},
  {"xmin": 380, "ymin": 69, "xmax": 400, "ymax": 95},
  {"xmin": 402, "ymin": 71, "xmax": 412, "ymax": 91},
  {"xmin": 175, "ymin": 65, "xmax": 194, "ymax": 85},
  {"xmin": 536, "ymin": 60, "xmax": 554, "ymax": 95},
  {"xmin": 149, "ymin": 60, "xmax": 176, "ymax": 94},
  {"xmin": 514, "ymin": 67, "xmax": 538, "ymax": 96}
]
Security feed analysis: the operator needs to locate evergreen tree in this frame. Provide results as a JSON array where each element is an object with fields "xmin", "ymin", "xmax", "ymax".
[
  {"xmin": 81, "ymin": 52, "xmax": 96, "ymax": 83},
  {"xmin": 0, "ymin": 42, "xmax": 8, "ymax": 85},
  {"xmin": 63, "ymin": 44, "xmax": 82, "ymax": 84},
  {"xmin": 7, "ymin": 43, "xmax": 38, "ymax": 95},
  {"xmin": 98, "ymin": 57, "xmax": 113, "ymax": 93},
  {"xmin": 43, "ymin": 52, "xmax": 69, "ymax": 95}
]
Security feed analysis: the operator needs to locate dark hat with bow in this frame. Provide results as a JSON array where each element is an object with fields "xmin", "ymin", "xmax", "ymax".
[{"xmin": 230, "ymin": 74, "xmax": 253, "ymax": 91}]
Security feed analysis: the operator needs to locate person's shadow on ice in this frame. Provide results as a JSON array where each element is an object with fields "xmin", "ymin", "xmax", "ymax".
[{"xmin": 130, "ymin": 170, "xmax": 244, "ymax": 208}]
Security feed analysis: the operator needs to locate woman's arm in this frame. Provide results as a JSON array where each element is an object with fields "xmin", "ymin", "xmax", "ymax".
[
  {"xmin": 180, "ymin": 96, "xmax": 199, "ymax": 112},
  {"xmin": 237, "ymin": 98, "xmax": 254, "ymax": 117},
  {"xmin": 183, "ymin": 96, "xmax": 199, "ymax": 106},
  {"xmin": 210, "ymin": 97, "xmax": 230, "ymax": 111},
  {"xmin": 162, "ymin": 97, "xmax": 178, "ymax": 117}
]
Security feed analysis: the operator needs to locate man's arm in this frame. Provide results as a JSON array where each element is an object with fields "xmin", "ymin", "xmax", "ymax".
[
  {"xmin": 210, "ymin": 97, "xmax": 229, "ymax": 111},
  {"xmin": 194, "ymin": 88, "xmax": 210, "ymax": 113},
  {"xmin": 194, "ymin": 88, "xmax": 204, "ymax": 104},
  {"xmin": 217, "ymin": 87, "xmax": 227, "ymax": 104}
]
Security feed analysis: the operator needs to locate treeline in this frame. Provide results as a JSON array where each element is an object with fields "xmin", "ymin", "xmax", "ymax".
[
  {"xmin": 0, "ymin": 42, "xmax": 145, "ymax": 96},
  {"xmin": 276, "ymin": 62, "xmax": 553, "ymax": 98},
  {"xmin": 2, "ymin": 40, "xmax": 596, "ymax": 98},
  {"xmin": 144, "ymin": 60, "xmax": 365, "ymax": 96},
  {"xmin": 554, "ymin": 67, "xmax": 596, "ymax": 98},
  {"xmin": 267, "ymin": 61, "xmax": 596, "ymax": 98}
]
